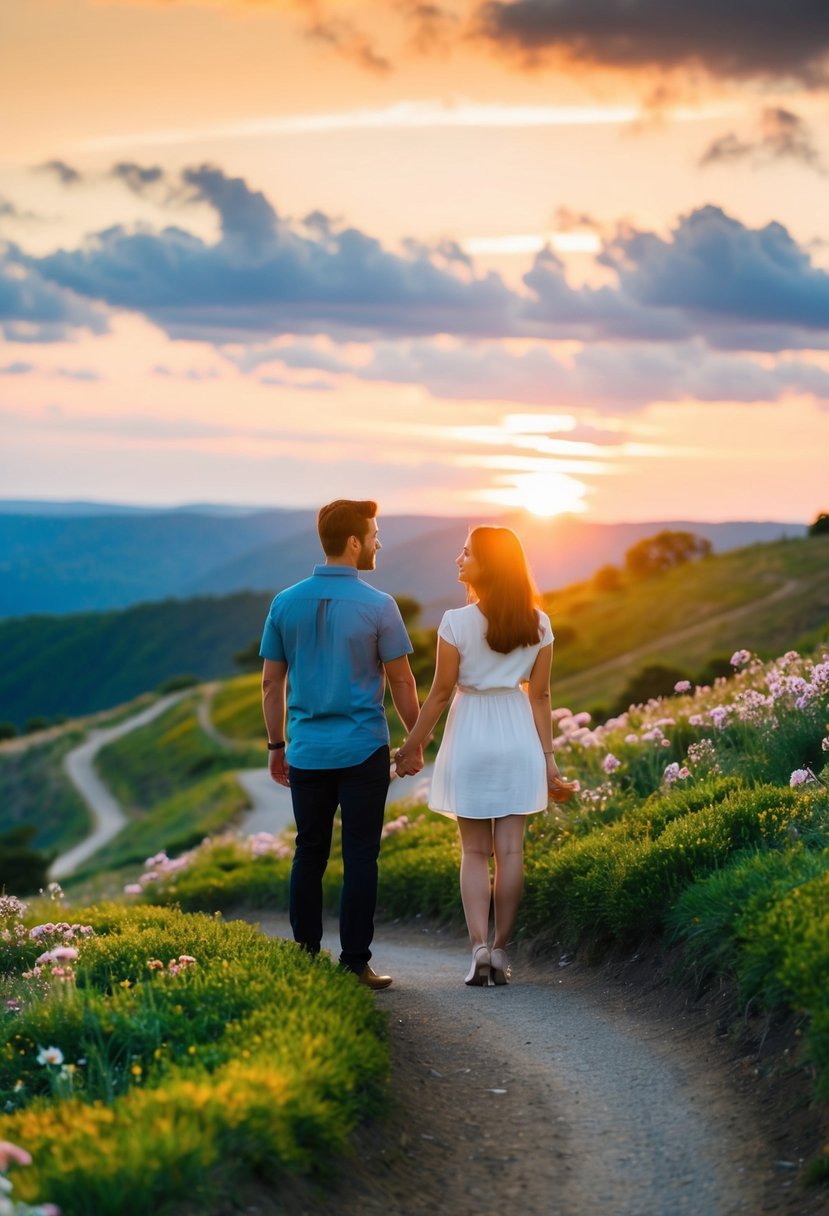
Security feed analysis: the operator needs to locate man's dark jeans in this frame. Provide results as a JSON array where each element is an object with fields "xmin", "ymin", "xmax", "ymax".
[{"xmin": 288, "ymin": 745, "xmax": 390, "ymax": 972}]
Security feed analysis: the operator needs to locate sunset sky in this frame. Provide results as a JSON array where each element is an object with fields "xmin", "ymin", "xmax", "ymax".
[{"xmin": 2, "ymin": 0, "xmax": 828, "ymax": 522}]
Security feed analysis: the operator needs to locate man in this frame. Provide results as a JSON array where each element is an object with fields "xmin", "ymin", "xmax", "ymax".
[{"xmin": 260, "ymin": 499, "xmax": 423, "ymax": 989}]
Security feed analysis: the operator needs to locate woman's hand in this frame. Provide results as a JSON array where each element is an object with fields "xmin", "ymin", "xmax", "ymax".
[
  {"xmin": 394, "ymin": 742, "xmax": 424, "ymax": 778},
  {"xmin": 546, "ymin": 756, "xmax": 579, "ymax": 802}
]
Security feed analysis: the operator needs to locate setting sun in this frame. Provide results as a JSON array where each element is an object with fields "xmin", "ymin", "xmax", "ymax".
[{"xmin": 487, "ymin": 470, "xmax": 589, "ymax": 517}]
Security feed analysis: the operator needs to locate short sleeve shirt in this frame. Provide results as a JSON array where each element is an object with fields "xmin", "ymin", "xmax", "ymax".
[
  {"xmin": 260, "ymin": 565, "xmax": 413, "ymax": 769},
  {"xmin": 438, "ymin": 604, "xmax": 553, "ymax": 690}
]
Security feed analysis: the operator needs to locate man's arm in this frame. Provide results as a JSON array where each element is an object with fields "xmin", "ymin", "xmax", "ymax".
[
  {"xmin": 262, "ymin": 658, "xmax": 290, "ymax": 787},
  {"xmin": 383, "ymin": 654, "xmax": 423, "ymax": 772},
  {"xmin": 384, "ymin": 654, "xmax": 420, "ymax": 731}
]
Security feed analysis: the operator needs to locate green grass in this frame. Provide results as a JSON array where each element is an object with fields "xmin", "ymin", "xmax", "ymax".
[
  {"xmin": 0, "ymin": 902, "xmax": 388, "ymax": 1216},
  {"xmin": 95, "ymin": 695, "xmax": 260, "ymax": 812},
  {"xmin": 69, "ymin": 773, "xmax": 252, "ymax": 881},
  {"xmin": 0, "ymin": 732, "xmax": 91, "ymax": 852},
  {"xmin": 546, "ymin": 534, "xmax": 829, "ymax": 712},
  {"xmin": 209, "ymin": 673, "xmax": 262, "ymax": 742}
]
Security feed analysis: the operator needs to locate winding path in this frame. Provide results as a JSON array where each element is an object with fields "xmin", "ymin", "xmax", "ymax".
[
  {"xmin": 251, "ymin": 914, "xmax": 768, "ymax": 1216},
  {"xmin": 49, "ymin": 693, "xmax": 788, "ymax": 1214},
  {"xmin": 50, "ymin": 693, "xmax": 186, "ymax": 879},
  {"xmin": 53, "ymin": 689, "xmax": 433, "ymax": 872}
]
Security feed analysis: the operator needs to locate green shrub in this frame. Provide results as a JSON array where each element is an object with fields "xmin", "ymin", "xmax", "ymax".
[{"xmin": 0, "ymin": 903, "xmax": 388, "ymax": 1215}]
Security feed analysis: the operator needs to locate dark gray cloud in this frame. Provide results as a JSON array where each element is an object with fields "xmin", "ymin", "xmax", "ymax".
[
  {"xmin": 0, "ymin": 243, "xmax": 108, "ymax": 343},
  {"xmin": 398, "ymin": 1, "xmax": 459, "ymax": 54},
  {"xmin": 474, "ymin": 1, "xmax": 829, "ymax": 86},
  {"xmin": 27, "ymin": 166, "xmax": 520, "ymax": 343},
  {"xmin": 9, "ymin": 165, "xmax": 829, "ymax": 353},
  {"xmin": 38, "ymin": 159, "xmax": 83, "ymax": 186},
  {"xmin": 306, "ymin": 11, "xmax": 391, "ymax": 72},
  {"xmin": 524, "ymin": 205, "xmax": 829, "ymax": 350},
  {"xmin": 110, "ymin": 162, "xmax": 167, "ymax": 196},
  {"xmin": 700, "ymin": 108, "xmax": 826, "ymax": 173},
  {"xmin": 0, "ymin": 361, "xmax": 35, "ymax": 375},
  {"xmin": 352, "ymin": 337, "xmax": 829, "ymax": 409}
]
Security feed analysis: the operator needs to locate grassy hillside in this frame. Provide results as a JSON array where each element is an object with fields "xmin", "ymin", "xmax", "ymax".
[
  {"xmin": 2, "ymin": 533, "xmax": 826, "ymax": 732},
  {"xmin": 0, "ymin": 731, "xmax": 91, "ymax": 852},
  {"xmin": 0, "ymin": 592, "xmax": 273, "ymax": 727},
  {"xmin": 545, "ymin": 533, "xmax": 829, "ymax": 714}
]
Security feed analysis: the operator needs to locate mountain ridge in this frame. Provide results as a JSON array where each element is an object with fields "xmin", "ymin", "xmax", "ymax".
[{"xmin": 0, "ymin": 500, "xmax": 805, "ymax": 620}]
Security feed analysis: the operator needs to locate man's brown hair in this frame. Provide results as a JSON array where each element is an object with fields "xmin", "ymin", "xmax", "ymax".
[{"xmin": 317, "ymin": 499, "xmax": 378, "ymax": 557}]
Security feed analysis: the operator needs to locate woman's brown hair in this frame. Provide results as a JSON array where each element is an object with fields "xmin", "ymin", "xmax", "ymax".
[{"xmin": 467, "ymin": 526, "xmax": 543, "ymax": 654}]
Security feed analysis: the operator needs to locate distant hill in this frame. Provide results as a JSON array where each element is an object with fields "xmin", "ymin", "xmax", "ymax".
[
  {"xmin": 1, "ymin": 532, "xmax": 826, "ymax": 728},
  {"xmin": 0, "ymin": 499, "xmax": 805, "ymax": 622},
  {"xmin": 0, "ymin": 591, "xmax": 272, "ymax": 727}
]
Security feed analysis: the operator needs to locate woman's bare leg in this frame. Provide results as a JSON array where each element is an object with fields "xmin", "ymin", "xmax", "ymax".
[
  {"xmin": 492, "ymin": 815, "xmax": 526, "ymax": 949},
  {"xmin": 456, "ymin": 817, "xmax": 494, "ymax": 946}
]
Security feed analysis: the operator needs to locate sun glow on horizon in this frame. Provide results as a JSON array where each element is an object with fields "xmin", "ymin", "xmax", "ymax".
[{"xmin": 484, "ymin": 470, "xmax": 589, "ymax": 518}]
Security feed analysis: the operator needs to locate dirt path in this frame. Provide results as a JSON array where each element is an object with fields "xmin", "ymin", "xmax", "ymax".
[
  {"xmin": 50, "ymin": 693, "xmax": 186, "ymax": 879},
  {"xmin": 243, "ymin": 915, "xmax": 817, "ymax": 1216},
  {"xmin": 54, "ymin": 689, "xmax": 433, "ymax": 868}
]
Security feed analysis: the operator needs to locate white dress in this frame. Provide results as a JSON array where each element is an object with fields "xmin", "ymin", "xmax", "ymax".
[{"xmin": 428, "ymin": 604, "xmax": 554, "ymax": 820}]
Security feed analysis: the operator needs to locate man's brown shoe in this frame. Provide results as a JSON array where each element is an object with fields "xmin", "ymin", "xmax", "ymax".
[{"xmin": 357, "ymin": 965, "xmax": 393, "ymax": 990}]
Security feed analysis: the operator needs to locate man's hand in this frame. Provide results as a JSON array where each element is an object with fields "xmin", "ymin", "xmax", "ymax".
[
  {"xmin": 268, "ymin": 748, "xmax": 290, "ymax": 787},
  {"xmin": 393, "ymin": 744, "xmax": 424, "ymax": 778}
]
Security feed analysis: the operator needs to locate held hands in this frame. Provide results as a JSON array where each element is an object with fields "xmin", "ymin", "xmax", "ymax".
[
  {"xmin": 547, "ymin": 755, "xmax": 579, "ymax": 803},
  {"xmin": 393, "ymin": 742, "xmax": 424, "ymax": 778},
  {"xmin": 268, "ymin": 748, "xmax": 290, "ymax": 788}
]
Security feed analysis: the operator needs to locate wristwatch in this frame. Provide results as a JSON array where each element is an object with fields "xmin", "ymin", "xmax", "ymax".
[{"xmin": 267, "ymin": 741, "xmax": 286, "ymax": 751}]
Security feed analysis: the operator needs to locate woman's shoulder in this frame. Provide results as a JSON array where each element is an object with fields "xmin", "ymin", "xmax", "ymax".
[{"xmin": 536, "ymin": 607, "xmax": 553, "ymax": 643}]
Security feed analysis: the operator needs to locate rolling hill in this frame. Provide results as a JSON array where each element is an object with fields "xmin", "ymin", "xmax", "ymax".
[
  {"xmin": 0, "ymin": 499, "xmax": 805, "ymax": 621},
  {"xmin": 1, "ymin": 532, "xmax": 826, "ymax": 728}
]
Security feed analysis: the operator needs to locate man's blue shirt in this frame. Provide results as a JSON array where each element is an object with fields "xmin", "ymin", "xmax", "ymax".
[{"xmin": 259, "ymin": 565, "xmax": 413, "ymax": 769}]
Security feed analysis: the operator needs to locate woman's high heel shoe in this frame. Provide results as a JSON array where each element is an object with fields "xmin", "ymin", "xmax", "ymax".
[
  {"xmin": 490, "ymin": 947, "xmax": 511, "ymax": 985},
  {"xmin": 464, "ymin": 945, "xmax": 491, "ymax": 987}
]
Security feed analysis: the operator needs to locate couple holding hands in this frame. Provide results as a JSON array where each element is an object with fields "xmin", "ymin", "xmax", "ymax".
[{"xmin": 260, "ymin": 499, "xmax": 577, "ymax": 990}]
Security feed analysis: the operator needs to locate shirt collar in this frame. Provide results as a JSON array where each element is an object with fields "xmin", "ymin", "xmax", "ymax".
[{"xmin": 313, "ymin": 564, "xmax": 359, "ymax": 578}]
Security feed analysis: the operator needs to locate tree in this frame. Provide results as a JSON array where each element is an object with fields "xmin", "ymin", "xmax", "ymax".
[
  {"xmin": 624, "ymin": 530, "xmax": 712, "ymax": 578},
  {"xmin": 808, "ymin": 512, "xmax": 829, "ymax": 537},
  {"xmin": 394, "ymin": 595, "xmax": 422, "ymax": 628},
  {"xmin": 592, "ymin": 564, "xmax": 623, "ymax": 593},
  {"xmin": 234, "ymin": 639, "xmax": 262, "ymax": 671},
  {"xmin": 0, "ymin": 826, "xmax": 54, "ymax": 895}
]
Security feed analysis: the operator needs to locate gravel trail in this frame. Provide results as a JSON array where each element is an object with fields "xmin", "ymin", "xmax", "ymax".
[
  {"xmin": 249, "ymin": 914, "xmax": 767, "ymax": 1216},
  {"xmin": 51, "ymin": 693, "xmax": 186, "ymax": 879}
]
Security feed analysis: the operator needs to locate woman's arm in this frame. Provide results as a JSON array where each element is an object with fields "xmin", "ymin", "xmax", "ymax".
[
  {"xmin": 394, "ymin": 637, "xmax": 460, "ymax": 772},
  {"xmin": 528, "ymin": 644, "xmax": 578, "ymax": 801}
]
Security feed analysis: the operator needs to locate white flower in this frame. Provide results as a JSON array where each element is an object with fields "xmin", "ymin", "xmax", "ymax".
[{"xmin": 36, "ymin": 1046, "xmax": 64, "ymax": 1067}]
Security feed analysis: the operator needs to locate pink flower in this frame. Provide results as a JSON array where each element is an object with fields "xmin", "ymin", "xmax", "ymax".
[
  {"xmin": 677, "ymin": 767, "xmax": 691, "ymax": 780},
  {"xmin": 789, "ymin": 769, "xmax": 811, "ymax": 787},
  {"xmin": 663, "ymin": 762, "xmax": 681, "ymax": 785},
  {"xmin": 0, "ymin": 1140, "xmax": 32, "ymax": 1170},
  {"xmin": 123, "ymin": 884, "xmax": 143, "ymax": 895},
  {"xmin": 730, "ymin": 649, "xmax": 751, "ymax": 668},
  {"xmin": 601, "ymin": 753, "xmax": 621, "ymax": 774},
  {"xmin": 52, "ymin": 947, "xmax": 78, "ymax": 962},
  {"xmin": 674, "ymin": 680, "xmax": 692, "ymax": 693},
  {"xmin": 822, "ymin": 737, "xmax": 829, "ymax": 753}
]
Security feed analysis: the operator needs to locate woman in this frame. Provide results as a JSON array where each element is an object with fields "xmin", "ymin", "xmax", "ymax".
[{"xmin": 394, "ymin": 526, "xmax": 577, "ymax": 987}]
